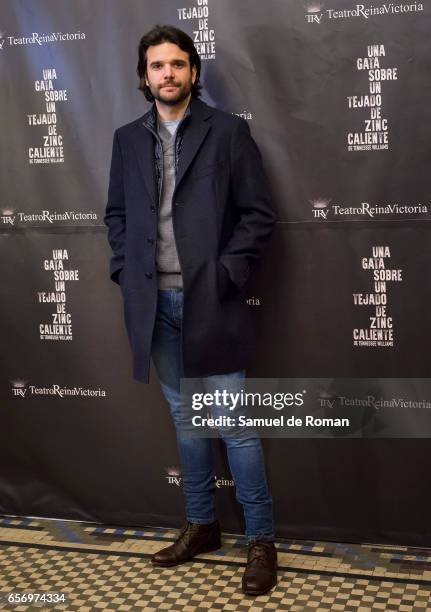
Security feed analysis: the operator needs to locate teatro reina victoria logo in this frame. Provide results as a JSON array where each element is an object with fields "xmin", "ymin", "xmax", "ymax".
[
  {"xmin": 10, "ymin": 379, "xmax": 107, "ymax": 398},
  {"xmin": 304, "ymin": 2, "xmax": 325, "ymax": 23},
  {"xmin": 10, "ymin": 380, "xmax": 28, "ymax": 397},
  {"xmin": 165, "ymin": 467, "xmax": 234, "ymax": 488},
  {"xmin": 0, "ymin": 28, "xmax": 85, "ymax": 50},
  {"xmin": 1, "ymin": 207, "xmax": 98, "ymax": 226},
  {"xmin": 303, "ymin": 1, "xmax": 424, "ymax": 23},
  {"xmin": 310, "ymin": 197, "xmax": 429, "ymax": 220}
]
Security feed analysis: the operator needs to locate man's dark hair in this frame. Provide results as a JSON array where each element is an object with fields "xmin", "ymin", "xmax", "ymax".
[{"xmin": 137, "ymin": 25, "xmax": 202, "ymax": 102}]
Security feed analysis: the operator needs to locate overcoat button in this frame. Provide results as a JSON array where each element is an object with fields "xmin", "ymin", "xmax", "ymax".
[{"xmin": 145, "ymin": 272, "xmax": 153, "ymax": 279}]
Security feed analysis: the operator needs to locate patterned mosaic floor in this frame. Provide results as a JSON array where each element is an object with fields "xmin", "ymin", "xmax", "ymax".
[{"xmin": 0, "ymin": 515, "xmax": 430, "ymax": 610}]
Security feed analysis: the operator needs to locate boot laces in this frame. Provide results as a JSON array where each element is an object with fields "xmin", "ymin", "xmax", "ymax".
[{"xmin": 247, "ymin": 542, "xmax": 274, "ymax": 568}]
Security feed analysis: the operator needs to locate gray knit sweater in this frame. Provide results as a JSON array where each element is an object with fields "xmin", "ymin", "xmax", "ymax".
[{"xmin": 156, "ymin": 118, "xmax": 183, "ymax": 289}]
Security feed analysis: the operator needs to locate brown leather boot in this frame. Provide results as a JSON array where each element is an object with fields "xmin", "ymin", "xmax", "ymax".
[
  {"xmin": 151, "ymin": 520, "xmax": 222, "ymax": 567},
  {"xmin": 242, "ymin": 540, "xmax": 278, "ymax": 595}
]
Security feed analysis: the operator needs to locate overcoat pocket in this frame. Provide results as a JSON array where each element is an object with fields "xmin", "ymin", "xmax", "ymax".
[{"xmin": 192, "ymin": 160, "xmax": 226, "ymax": 179}]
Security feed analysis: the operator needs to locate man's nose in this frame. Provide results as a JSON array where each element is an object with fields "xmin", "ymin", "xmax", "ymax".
[{"xmin": 163, "ymin": 64, "xmax": 173, "ymax": 78}]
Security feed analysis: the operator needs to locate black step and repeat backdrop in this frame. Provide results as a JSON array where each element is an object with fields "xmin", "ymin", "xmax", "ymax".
[{"xmin": 1, "ymin": 0, "xmax": 430, "ymax": 546}]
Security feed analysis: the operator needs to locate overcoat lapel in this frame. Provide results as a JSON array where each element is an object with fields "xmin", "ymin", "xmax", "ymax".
[
  {"xmin": 174, "ymin": 120, "xmax": 211, "ymax": 193},
  {"xmin": 132, "ymin": 123, "xmax": 158, "ymax": 205}
]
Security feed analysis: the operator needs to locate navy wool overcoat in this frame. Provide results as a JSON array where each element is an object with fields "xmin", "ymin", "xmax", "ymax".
[{"xmin": 104, "ymin": 96, "xmax": 276, "ymax": 383}]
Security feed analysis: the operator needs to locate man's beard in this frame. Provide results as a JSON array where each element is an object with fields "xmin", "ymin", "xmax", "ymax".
[{"xmin": 150, "ymin": 80, "xmax": 192, "ymax": 106}]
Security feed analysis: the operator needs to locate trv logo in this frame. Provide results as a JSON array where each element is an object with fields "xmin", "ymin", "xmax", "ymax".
[
  {"xmin": 304, "ymin": 2, "xmax": 325, "ymax": 23},
  {"xmin": 310, "ymin": 197, "xmax": 331, "ymax": 219},
  {"xmin": 310, "ymin": 198, "xmax": 429, "ymax": 220},
  {"xmin": 0, "ymin": 31, "xmax": 6, "ymax": 50},
  {"xmin": 304, "ymin": 1, "xmax": 424, "ymax": 23},
  {"xmin": 318, "ymin": 394, "xmax": 431, "ymax": 410},
  {"xmin": 165, "ymin": 467, "xmax": 234, "ymax": 488},
  {"xmin": 1, "ymin": 208, "xmax": 98, "ymax": 225},
  {"xmin": 11, "ymin": 380, "xmax": 28, "ymax": 397},
  {"xmin": 1, "ymin": 208, "xmax": 15, "ymax": 225},
  {"xmin": 10, "ymin": 379, "xmax": 107, "ymax": 398},
  {"xmin": 165, "ymin": 466, "xmax": 182, "ymax": 486}
]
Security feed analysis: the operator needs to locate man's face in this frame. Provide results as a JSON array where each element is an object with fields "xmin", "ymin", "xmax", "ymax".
[{"xmin": 145, "ymin": 42, "xmax": 197, "ymax": 106}]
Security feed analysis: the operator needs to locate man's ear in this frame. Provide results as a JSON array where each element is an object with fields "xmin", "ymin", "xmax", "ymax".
[{"xmin": 192, "ymin": 66, "xmax": 197, "ymax": 84}]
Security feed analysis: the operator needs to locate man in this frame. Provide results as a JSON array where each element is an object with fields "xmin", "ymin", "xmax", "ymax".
[{"xmin": 104, "ymin": 25, "xmax": 277, "ymax": 595}]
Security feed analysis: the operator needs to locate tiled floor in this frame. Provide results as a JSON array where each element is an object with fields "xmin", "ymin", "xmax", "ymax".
[{"xmin": 0, "ymin": 515, "xmax": 430, "ymax": 610}]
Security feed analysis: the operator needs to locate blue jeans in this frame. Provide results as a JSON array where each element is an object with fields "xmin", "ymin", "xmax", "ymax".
[{"xmin": 150, "ymin": 288, "xmax": 274, "ymax": 543}]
